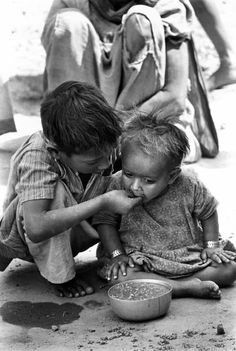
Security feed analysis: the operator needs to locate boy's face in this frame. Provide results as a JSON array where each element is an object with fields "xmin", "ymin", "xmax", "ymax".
[
  {"xmin": 121, "ymin": 143, "xmax": 174, "ymax": 203},
  {"xmin": 59, "ymin": 147, "xmax": 113, "ymax": 174}
]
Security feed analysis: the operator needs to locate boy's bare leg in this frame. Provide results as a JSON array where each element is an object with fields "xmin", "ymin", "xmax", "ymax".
[
  {"xmin": 53, "ymin": 221, "xmax": 100, "ymax": 298},
  {"xmin": 28, "ymin": 181, "xmax": 100, "ymax": 298}
]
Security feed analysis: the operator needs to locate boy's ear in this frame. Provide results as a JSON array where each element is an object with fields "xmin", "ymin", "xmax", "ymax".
[{"xmin": 168, "ymin": 166, "xmax": 181, "ymax": 184}]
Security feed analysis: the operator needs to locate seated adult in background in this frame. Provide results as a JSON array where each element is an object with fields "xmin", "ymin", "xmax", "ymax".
[{"xmin": 41, "ymin": 0, "xmax": 218, "ymax": 163}]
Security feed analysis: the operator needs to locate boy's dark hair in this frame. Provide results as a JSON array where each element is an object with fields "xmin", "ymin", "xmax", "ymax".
[
  {"xmin": 121, "ymin": 111, "xmax": 190, "ymax": 167},
  {"xmin": 40, "ymin": 81, "xmax": 122, "ymax": 154}
]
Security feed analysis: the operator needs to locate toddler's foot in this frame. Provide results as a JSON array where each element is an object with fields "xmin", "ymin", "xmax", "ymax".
[
  {"xmin": 188, "ymin": 279, "xmax": 221, "ymax": 299},
  {"xmin": 207, "ymin": 62, "xmax": 236, "ymax": 91},
  {"xmin": 53, "ymin": 276, "xmax": 94, "ymax": 298}
]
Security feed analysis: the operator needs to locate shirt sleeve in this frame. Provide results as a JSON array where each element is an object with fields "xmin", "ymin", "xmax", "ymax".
[
  {"xmin": 92, "ymin": 172, "xmax": 122, "ymax": 227},
  {"xmin": 157, "ymin": 0, "xmax": 194, "ymax": 44},
  {"xmin": 17, "ymin": 149, "xmax": 59, "ymax": 204}
]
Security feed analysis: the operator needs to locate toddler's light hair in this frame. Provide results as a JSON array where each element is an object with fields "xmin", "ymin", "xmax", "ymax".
[{"xmin": 121, "ymin": 111, "xmax": 190, "ymax": 168}]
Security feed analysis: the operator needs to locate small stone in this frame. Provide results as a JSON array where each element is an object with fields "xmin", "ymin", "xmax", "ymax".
[
  {"xmin": 216, "ymin": 323, "xmax": 225, "ymax": 335},
  {"xmin": 51, "ymin": 325, "xmax": 59, "ymax": 331}
]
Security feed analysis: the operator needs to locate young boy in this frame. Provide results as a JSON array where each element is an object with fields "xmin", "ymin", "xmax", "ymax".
[
  {"xmin": 0, "ymin": 81, "xmax": 141, "ymax": 297},
  {"xmin": 94, "ymin": 112, "xmax": 236, "ymax": 299}
]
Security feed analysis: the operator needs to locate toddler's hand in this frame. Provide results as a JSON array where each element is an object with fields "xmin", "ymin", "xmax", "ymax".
[
  {"xmin": 201, "ymin": 247, "xmax": 236, "ymax": 264},
  {"xmin": 106, "ymin": 255, "xmax": 134, "ymax": 281},
  {"xmin": 103, "ymin": 190, "xmax": 142, "ymax": 214}
]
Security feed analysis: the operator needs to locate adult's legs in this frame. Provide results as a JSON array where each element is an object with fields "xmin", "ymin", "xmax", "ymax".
[
  {"xmin": 115, "ymin": 5, "xmax": 165, "ymax": 110},
  {"xmin": 42, "ymin": 5, "xmax": 166, "ymax": 109},
  {"xmin": 42, "ymin": 9, "xmax": 102, "ymax": 93},
  {"xmin": 190, "ymin": 0, "xmax": 236, "ymax": 90}
]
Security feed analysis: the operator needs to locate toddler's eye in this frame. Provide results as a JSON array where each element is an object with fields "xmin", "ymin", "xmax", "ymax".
[
  {"xmin": 144, "ymin": 178, "xmax": 156, "ymax": 184},
  {"xmin": 123, "ymin": 171, "xmax": 133, "ymax": 178}
]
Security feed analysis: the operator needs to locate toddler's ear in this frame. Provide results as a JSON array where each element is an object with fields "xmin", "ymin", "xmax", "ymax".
[{"xmin": 168, "ymin": 166, "xmax": 181, "ymax": 184}]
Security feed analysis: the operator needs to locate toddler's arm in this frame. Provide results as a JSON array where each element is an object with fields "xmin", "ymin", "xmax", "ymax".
[
  {"xmin": 97, "ymin": 224, "xmax": 134, "ymax": 281},
  {"xmin": 201, "ymin": 211, "xmax": 236, "ymax": 263}
]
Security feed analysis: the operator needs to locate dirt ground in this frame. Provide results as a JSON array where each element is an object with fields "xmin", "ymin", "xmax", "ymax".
[{"xmin": 0, "ymin": 1, "xmax": 236, "ymax": 350}]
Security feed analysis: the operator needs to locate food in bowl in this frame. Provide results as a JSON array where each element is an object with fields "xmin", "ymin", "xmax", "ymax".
[{"xmin": 108, "ymin": 279, "xmax": 172, "ymax": 321}]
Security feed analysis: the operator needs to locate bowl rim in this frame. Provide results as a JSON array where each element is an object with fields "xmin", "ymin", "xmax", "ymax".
[{"xmin": 108, "ymin": 278, "xmax": 173, "ymax": 302}]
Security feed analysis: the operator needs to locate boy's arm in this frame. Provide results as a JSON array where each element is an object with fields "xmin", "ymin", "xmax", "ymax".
[
  {"xmin": 97, "ymin": 224, "xmax": 134, "ymax": 280},
  {"xmin": 22, "ymin": 190, "xmax": 141, "ymax": 243},
  {"xmin": 138, "ymin": 40, "xmax": 188, "ymax": 118},
  {"xmin": 201, "ymin": 211, "xmax": 236, "ymax": 263}
]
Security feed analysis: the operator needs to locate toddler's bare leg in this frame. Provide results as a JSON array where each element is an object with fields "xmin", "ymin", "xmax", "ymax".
[
  {"xmin": 109, "ymin": 266, "xmax": 221, "ymax": 299},
  {"xmin": 193, "ymin": 261, "xmax": 236, "ymax": 287}
]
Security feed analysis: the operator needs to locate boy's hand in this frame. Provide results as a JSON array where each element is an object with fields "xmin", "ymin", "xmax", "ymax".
[
  {"xmin": 103, "ymin": 190, "xmax": 142, "ymax": 214},
  {"xmin": 106, "ymin": 254, "xmax": 134, "ymax": 281},
  {"xmin": 201, "ymin": 248, "xmax": 236, "ymax": 264}
]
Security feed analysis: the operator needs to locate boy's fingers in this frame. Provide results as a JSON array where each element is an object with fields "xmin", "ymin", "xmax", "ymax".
[{"xmin": 129, "ymin": 196, "xmax": 142, "ymax": 207}]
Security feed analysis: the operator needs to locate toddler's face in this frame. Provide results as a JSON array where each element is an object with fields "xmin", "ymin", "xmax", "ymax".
[
  {"xmin": 59, "ymin": 147, "xmax": 113, "ymax": 174},
  {"xmin": 121, "ymin": 144, "xmax": 172, "ymax": 203}
]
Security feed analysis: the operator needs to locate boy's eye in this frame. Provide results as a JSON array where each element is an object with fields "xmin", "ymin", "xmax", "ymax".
[{"xmin": 87, "ymin": 161, "xmax": 98, "ymax": 166}]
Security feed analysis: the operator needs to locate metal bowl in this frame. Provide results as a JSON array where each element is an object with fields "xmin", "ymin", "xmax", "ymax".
[{"xmin": 108, "ymin": 279, "xmax": 172, "ymax": 322}]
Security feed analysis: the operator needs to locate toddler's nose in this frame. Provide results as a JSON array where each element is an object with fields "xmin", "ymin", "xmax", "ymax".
[{"xmin": 130, "ymin": 178, "xmax": 141, "ymax": 192}]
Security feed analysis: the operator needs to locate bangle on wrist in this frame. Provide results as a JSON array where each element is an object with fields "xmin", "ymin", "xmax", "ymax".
[
  {"xmin": 110, "ymin": 249, "xmax": 124, "ymax": 258},
  {"xmin": 204, "ymin": 240, "xmax": 220, "ymax": 248}
]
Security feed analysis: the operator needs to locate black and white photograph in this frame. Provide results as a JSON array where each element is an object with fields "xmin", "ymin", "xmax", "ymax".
[{"xmin": 0, "ymin": 1, "xmax": 236, "ymax": 350}]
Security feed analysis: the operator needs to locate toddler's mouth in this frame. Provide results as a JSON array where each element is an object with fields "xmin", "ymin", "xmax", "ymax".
[{"xmin": 127, "ymin": 190, "xmax": 144, "ymax": 198}]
